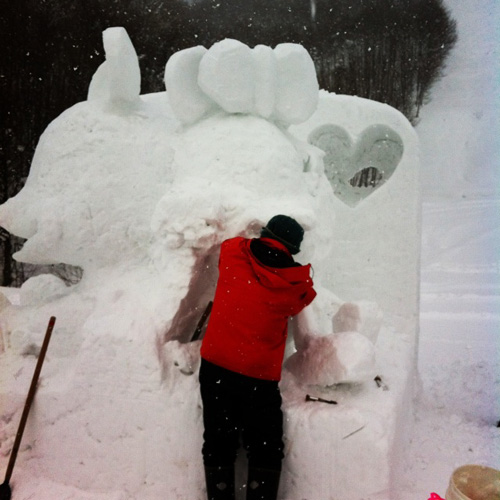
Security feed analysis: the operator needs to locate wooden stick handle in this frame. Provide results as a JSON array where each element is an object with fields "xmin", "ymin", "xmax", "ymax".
[
  {"xmin": 3, "ymin": 316, "xmax": 56, "ymax": 484},
  {"xmin": 191, "ymin": 301, "xmax": 213, "ymax": 342}
]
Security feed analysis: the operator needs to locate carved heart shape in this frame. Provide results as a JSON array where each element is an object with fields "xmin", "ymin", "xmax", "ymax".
[{"xmin": 308, "ymin": 124, "xmax": 404, "ymax": 207}]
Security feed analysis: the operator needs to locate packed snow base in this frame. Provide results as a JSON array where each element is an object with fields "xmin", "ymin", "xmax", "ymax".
[{"xmin": 0, "ymin": 31, "xmax": 420, "ymax": 499}]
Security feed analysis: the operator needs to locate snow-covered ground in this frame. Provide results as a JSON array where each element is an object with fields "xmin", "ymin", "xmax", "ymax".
[{"xmin": 397, "ymin": 199, "xmax": 500, "ymax": 498}]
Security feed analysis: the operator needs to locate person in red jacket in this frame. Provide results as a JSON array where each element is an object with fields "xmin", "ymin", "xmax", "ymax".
[{"xmin": 199, "ymin": 215, "xmax": 316, "ymax": 500}]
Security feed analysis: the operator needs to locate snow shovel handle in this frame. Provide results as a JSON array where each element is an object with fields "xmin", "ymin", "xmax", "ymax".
[{"xmin": 3, "ymin": 316, "xmax": 56, "ymax": 485}]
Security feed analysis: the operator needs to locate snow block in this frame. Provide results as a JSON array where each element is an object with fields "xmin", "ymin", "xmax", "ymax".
[
  {"xmin": 165, "ymin": 45, "xmax": 218, "ymax": 125},
  {"xmin": 281, "ymin": 324, "xmax": 414, "ymax": 500},
  {"xmin": 198, "ymin": 39, "xmax": 255, "ymax": 114},
  {"xmin": 273, "ymin": 43, "xmax": 319, "ymax": 125},
  {"xmin": 19, "ymin": 274, "xmax": 69, "ymax": 306},
  {"xmin": 252, "ymin": 44, "xmax": 278, "ymax": 118}
]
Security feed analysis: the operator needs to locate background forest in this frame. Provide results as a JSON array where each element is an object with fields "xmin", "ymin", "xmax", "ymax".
[{"xmin": 0, "ymin": 0, "xmax": 457, "ymax": 286}]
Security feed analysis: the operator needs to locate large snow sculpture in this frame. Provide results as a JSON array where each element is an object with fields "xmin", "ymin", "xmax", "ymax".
[{"xmin": 0, "ymin": 29, "xmax": 420, "ymax": 500}]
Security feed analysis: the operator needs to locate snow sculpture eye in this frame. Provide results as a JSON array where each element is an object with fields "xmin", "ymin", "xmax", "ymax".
[{"xmin": 308, "ymin": 123, "xmax": 404, "ymax": 207}]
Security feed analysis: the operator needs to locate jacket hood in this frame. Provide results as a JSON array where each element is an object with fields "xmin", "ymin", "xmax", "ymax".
[{"xmin": 242, "ymin": 238, "xmax": 312, "ymax": 289}]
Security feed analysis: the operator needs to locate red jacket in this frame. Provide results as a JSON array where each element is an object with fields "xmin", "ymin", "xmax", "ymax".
[{"xmin": 201, "ymin": 237, "xmax": 316, "ymax": 380}]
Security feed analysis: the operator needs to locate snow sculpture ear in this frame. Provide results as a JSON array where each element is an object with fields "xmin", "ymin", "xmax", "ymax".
[
  {"xmin": 88, "ymin": 27, "xmax": 141, "ymax": 105},
  {"xmin": 165, "ymin": 39, "xmax": 319, "ymax": 127}
]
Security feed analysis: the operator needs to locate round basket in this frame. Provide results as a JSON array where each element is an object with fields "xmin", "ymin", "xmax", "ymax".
[{"xmin": 446, "ymin": 464, "xmax": 500, "ymax": 500}]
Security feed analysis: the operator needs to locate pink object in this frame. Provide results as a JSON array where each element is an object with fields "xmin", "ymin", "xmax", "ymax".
[{"xmin": 428, "ymin": 494, "xmax": 445, "ymax": 500}]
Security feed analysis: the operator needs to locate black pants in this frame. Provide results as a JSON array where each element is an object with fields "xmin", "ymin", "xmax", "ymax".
[{"xmin": 199, "ymin": 359, "xmax": 284, "ymax": 471}]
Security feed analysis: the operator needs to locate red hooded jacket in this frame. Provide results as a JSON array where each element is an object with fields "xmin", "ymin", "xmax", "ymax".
[{"xmin": 200, "ymin": 237, "xmax": 316, "ymax": 381}]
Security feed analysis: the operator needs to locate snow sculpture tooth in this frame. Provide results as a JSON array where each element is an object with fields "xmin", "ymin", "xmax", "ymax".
[
  {"xmin": 87, "ymin": 27, "xmax": 141, "ymax": 104},
  {"xmin": 252, "ymin": 45, "xmax": 277, "ymax": 119},
  {"xmin": 198, "ymin": 39, "xmax": 255, "ymax": 114},
  {"xmin": 165, "ymin": 45, "xmax": 218, "ymax": 125},
  {"xmin": 272, "ymin": 43, "xmax": 319, "ymax": 126}
]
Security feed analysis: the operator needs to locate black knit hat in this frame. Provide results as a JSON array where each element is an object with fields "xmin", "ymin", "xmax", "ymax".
[{"xmin": 261, "ymin": 215, "xmax": 304, "ymax": 255}]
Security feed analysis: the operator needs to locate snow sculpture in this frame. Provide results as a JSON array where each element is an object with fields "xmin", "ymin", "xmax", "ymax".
[{"xmin": 0, "ymin": 28, "xmax": 420, "ymax": 500}]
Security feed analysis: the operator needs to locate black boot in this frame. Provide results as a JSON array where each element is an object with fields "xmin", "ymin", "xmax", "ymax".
[
  {"xmin": 246, "ymin": 467, "xmax": 281, "ymax": 500},
  {"xmin": 204, "ymin": 466, "xmax": 235, "ymax": 500}
]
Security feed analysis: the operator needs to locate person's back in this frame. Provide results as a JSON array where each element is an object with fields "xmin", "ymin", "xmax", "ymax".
[
  {"xmin": 199, "ymin": 215, "xmax": 316, "ymax": 500},
  {"xmin": 201, "ymin": 235, "xmax": 315, "ymax": 380}
]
